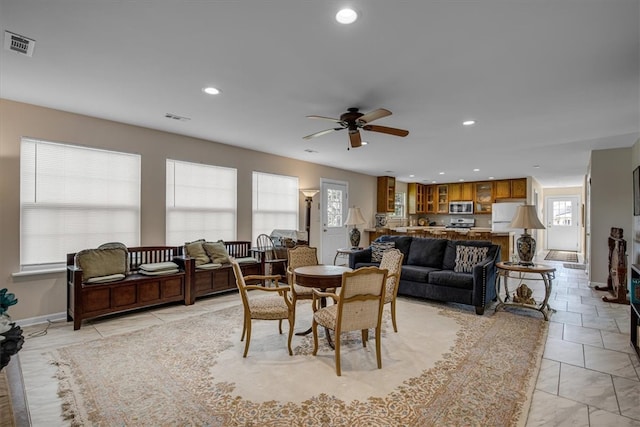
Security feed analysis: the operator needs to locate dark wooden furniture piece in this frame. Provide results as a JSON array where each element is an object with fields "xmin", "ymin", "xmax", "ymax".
[
  {"xmin": 184, "ymin": 241, "xmax": 261, "ymax": 304},
  {"xmin": 67, "ymin": 246, "xmax": 192, "ymax": 330},
  {"xmin": 595, "ymin": 227, "xmax": 629, "ymax": 304}
]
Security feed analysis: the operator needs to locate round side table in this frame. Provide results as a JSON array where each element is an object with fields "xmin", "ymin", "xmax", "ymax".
[{"xmin": 495, "ymin": 262, "xmax": 556, "ymax": 320}]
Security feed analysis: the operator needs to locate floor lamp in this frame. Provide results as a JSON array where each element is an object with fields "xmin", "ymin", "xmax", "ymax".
[
  {"xmin": 301, "ymin": 190, "xmax": 319, "ymax": 240},
  {"xmin": 510, "ymin": 204, "xmax": 545, "ymax": 265}
]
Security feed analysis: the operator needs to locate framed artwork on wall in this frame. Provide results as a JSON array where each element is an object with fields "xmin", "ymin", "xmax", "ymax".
[{"xmin": 634, "ymin": 166, "xmax": 640, "ymax": 216}]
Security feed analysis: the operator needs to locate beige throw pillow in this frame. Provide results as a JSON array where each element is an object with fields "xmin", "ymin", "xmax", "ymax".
[
  {"xmin": 185, "ymin": 239, "xmax": 209, "ymax": 266},
  {"xmin": 203, "ymin": 240, "xmax": 230, "ymax": 264},
  {"xmin": 76, "ymin": 248, "xmax": 127, "ymax": 282}
]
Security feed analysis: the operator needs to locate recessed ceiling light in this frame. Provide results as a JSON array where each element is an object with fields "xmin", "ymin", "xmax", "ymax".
[
  {"xmin": 459, "ymin": 179, "xmax": 464, "ymax": 182},
  {"xmin": 336, "ymin": 8, "xmax": 358, "ymax": 24},
  {"xmin": 473, "ymin": 168, "xmax": 480, "ymax": 172},
  {"xmin": 439, "ymin": 172, "xmax": 445, "ymax": 175},
  {"xmin": 432, "ymin": 180, "xmax": 437, "ymax": 184},
  {"xmin": 462, "ymin": 120, "xmax": 476, "ymax": 126},
  {"xmin": 409, "ymin": 174, "xmax": 415, "ymax": 178},
  {"xmin": 488, "ymin": 176, "xmax": 495, "ymax": 180},
  {"xmin": 533, "ymin": 165, "xmax": 540, "ymax": 168},
  {"xmin": 361, "ymin": 141, "xmax": 368, "ymax": 145},
  {"xmin": 203, "ymin": 87, "xmax": 220, "ymax": 95}
]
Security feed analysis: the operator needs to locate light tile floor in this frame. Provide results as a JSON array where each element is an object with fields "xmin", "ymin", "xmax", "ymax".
[{"xmin": 12, "ymin": 252, "xmax": 640, "ymax": 426}]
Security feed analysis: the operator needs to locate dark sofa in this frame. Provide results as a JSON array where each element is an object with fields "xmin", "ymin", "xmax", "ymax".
[{"xmin": 349, "ymin": 235, "xmax": 501, "ymax": 314}]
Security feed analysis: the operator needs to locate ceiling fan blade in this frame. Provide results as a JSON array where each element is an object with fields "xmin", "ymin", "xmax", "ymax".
[
  {"xmin": 349, "ymin": 130, "xmax": 362, "ymax": 148},
  {"xmin": 357, "ymin": 108, "xmax": 392, "ymax": 124},
  {"xmin": 306, "ymin": 115, "xmax": 342, "ymax": 124},
  {"xmin": 362, "ymin": 124, "xmax": 409, "ymax": 137},
  {"xmin": 303, "ymin": 128, "xmax": 342, "ymax": 139}
]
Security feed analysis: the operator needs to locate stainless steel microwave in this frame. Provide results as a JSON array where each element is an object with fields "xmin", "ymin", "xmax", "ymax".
[{"xmin": 449, "ymin": 201, "xmax": 473, "ymax": 214}]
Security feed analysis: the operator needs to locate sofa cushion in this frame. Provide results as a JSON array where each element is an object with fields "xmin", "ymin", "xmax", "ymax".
[
  {"xmin": 400, "ymin": 265, "xmax": 440, "ymax": 283},
  {"xmin": 355, "ymin": 262, "xmax": 380, "ymax": 269},
  {"xmin": 443, "ymin": 240, "xmax": 495, "ymax": 270},
  {"xmin": 377, "ymin": 236, "xmax": 413, "ymax": 264},
  {"xmin": 429, "ymin": 270, "xmax": 474, "ymax": 290},
  {"xmin": 454, "ymin": 246, "xmax": 489, "ymax": 273},
  {"xmin": 371, "ymin": 241, "xmax": 395, "ymax": 262},
  {"xmin": 76, "ymin": 248, "xmax": 127, "ymax": 282},
  {"xmin": 203, "ymin": 240, "xmax": 230, "ymax": 264},
  {"xmin": 406, "ymin": 238, "xmax": 448, "ymax": 268},
  {"xmin": 185, "ymin": 239, "xmax": 209, "ymax": 266}
]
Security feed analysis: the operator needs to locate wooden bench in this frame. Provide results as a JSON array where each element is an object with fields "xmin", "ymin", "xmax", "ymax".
[
  {"xmin": 183, "ymin": 241, "xmax": 261, "ymax": 304},
  {"xmin": 67, "ymin": 246, "xmax": 193, "ymax": 330}
]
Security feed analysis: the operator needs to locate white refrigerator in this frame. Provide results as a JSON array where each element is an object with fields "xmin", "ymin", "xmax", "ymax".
[{"xmin": 491, "ymin": 202, "xmax": 523, "ymax": 233}]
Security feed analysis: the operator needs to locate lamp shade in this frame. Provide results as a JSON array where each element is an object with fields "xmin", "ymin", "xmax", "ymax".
[
  {"xmin": 509, "ymin": 205, "xmax": 545, "ymax": 230},
  {"xmin": 344, "ymin": 207, "xmax": 366, "ymax": 226},
  {"xmin": 301, "ymin": 189, "xmax": 319, "ymax": 199}
]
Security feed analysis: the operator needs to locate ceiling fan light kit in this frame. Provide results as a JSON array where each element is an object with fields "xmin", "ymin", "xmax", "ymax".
[{"xmin": 303, "ymin": 107, "xmax": 409, "ymax": 149}]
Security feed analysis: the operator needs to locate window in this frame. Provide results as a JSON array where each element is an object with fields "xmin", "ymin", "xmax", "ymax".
[
  {"xmin": 252, "ymin": 172, "xmax": 298, "ymax": 242},
  {"xmin": 20, "ymin": 138, "xmax": 141, "ymax": 270},
  {"xmin": 392, "ymin": 191, "xmax": 406, "ymax": 218},
  {"xmin": 552, "ymin": 200, "xmax": 572, "ymax": 226},
  {"xmin": 166, "ymin": 160, "xmax": 237, "ymax": 245}
]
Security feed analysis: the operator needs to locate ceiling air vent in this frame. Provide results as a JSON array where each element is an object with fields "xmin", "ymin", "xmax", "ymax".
[
  {"xmin": 164, "ymin": 113, "xmax": 191, "ymax": 122},
  {"xmin": 4, "ymin": 31, "xmax": 35, "ymax": 57}
]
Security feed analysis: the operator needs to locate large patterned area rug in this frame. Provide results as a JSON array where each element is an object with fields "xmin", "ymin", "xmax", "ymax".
[{"xmin": 52, "ymin": 298, "xmax": 547, "ymax": 426}]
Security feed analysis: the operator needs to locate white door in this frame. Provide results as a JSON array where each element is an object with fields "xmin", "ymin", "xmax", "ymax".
[
  {"xmin": 320, "ymin": 179, "xmax": 348, "ymax": 264},
  {"xmin": 545, "ymin": 195, "xmax": 580, "ymax": 251}
]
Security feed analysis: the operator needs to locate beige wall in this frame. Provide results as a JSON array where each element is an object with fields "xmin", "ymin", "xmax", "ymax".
[
  {"xmin": 589, "ymin": 147, "xmax": 633, "ymax": 285},
  {"xmin": 0, "ymin": 99, "xmax": 377, "ymax": 321}
]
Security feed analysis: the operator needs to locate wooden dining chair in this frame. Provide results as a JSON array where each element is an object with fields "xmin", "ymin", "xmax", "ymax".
[
  {"xmin": 378, "ymin": 248, "xmax": 404, "ymax": 332},
  {"xmin": 230, "ymin": 258, "xmax": 294, "ymax": 357},
  {"xmin": 256, "ymin": 233, "xmax": 288, "ymax": 284},
  {"xmin": 286, "ymin": 246, "xmax": 321, "ymax": 320},
  {"xmin": 311, "ymin": 266, "xmax": 388, "ymax": 376}
]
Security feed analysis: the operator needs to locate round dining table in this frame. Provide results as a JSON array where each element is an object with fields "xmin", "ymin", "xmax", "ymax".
[{"xmin": 293, "ymin": 264, "xmax": 352, "ymax": 348}]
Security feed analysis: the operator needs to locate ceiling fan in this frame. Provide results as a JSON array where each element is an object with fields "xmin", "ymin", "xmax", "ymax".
[{"xmin": 303, "ymin": 107, "xmax": 409, "ymax": 148}]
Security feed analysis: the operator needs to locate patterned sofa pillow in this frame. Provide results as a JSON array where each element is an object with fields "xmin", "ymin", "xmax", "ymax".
[
  {"xmin": 371, "ymin": 241, "xmax": 395, "ymax": 263},
  {"xmin": 454, "ymin": 246, "xmax": 489, "ymax": 273}
]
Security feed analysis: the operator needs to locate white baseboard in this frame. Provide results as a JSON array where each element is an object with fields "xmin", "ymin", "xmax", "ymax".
[{"xmin": 14, "ymin": 312, "xmax": 67, "ymax": 327}]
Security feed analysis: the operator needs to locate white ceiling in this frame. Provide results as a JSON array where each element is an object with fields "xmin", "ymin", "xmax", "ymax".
[{"xmin": 1, "ymin": 1, "xmax": 638, "ymax": 187}]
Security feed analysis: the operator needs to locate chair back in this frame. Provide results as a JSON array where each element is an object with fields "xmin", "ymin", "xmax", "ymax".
[
  {"xmin": 256, "ymin": 233, "xmax": 277, "ymax": 260},
  {"xmin": 379, "ymin": 249, "xmax": 404, "ymax": 303},
  {"xmin": 337, "ymin": 267, "xmax": 387, "ymax": 332}
]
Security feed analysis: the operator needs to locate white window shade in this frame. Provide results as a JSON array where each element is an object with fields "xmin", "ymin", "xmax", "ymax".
[
  {"xmin": 252, "ymin": 172, "xmax": 298, "ymax": 241},
  {"xmin": 20, "ymin": 139, "xmax": 141, "ymax": 269},
  {"xmin": 166, "ymin": 160, "xmax": 237, "ymax": 245}
]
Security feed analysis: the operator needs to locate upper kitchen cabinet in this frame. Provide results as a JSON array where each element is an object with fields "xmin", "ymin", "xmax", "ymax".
[
  {"xmin": 425, "ymin": 185, "xmax": 435, "ymax": 213},
  {"xmin": 377, "ymin": 176, "xmax": 396, "ymax": 212},
  {"xmin": 448, "ymin": 182, "xmax": 473, "ymax": 201},
  {"xmin": 408, "ymin": 183, "xmax": 425, "ymax": 214},
  {"xmin": 495, "ymin": 178, "xmax": 527, "ymax": 199},
  {"xmin": 474, "ymin": 181, "xmax": 493, "ymax": 213},
  {"xmin": 436, "ymin": 184, "xmax": 449, "ymax": 213}
]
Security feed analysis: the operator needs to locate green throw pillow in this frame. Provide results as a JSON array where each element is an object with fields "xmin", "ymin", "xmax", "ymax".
[
  {"xmin": 185, "ymin": 239, "xmax": 209, "ymax": 266},
  {"xmin": 203, "ymin": 240, "xmax": 230, "ymax": 264},
  {"xmin": 76, "ymin": 248, "xmax": 127, "ymax": 282}
]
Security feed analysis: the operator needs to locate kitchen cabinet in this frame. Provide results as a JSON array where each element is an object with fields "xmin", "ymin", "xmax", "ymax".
[
  {"xmin": 511, "ymin": 178, "xmax": 527, "ymax": 199},
  {"xmin": 449, "ymin": 182, "xmax": 473, "ymax": 201},
  {"xmin": 495, "ymin": 178, "xmax": 527, "ymax": 199},
  {"xmin": 425, "ymin": 185, "xmax": 435, "ymax": 213},
  {"xmin": 436, "ymin": 185, "xmax": 448, "ymax": 213},
  {"xmin": 408, "ymin": 183, "xmax": 425, "ymax": 214},
  {"xmin": 377, "ymin": 176, "xmax": 396, "ymax": 212},
  {"xmin": 474, "ymin": 182, "xmax": 493, "ymax": 213}
]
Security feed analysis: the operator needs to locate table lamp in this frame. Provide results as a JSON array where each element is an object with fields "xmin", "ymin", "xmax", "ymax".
[
  {"xmin": 344, "ymin": 207, "xmax": 366, "ymax": 249},
  {"xmin": 509, "ymin": 204, "xmax": 545, "ymax": 265}
]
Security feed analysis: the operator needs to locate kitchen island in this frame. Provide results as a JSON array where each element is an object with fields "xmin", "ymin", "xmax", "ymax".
[{"xmin": 364, "ymin": 226, "xmax": 514, "ymax": 262}]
